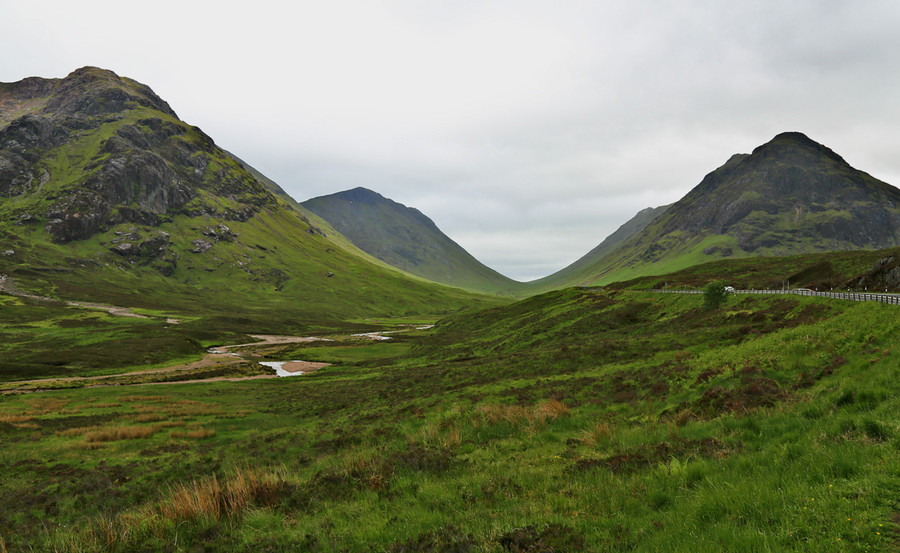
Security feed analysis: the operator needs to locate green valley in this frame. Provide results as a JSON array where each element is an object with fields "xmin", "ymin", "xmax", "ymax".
[
  {"xmin": 3, "ymin": 250, "xmax": 900, "ymax": 551},
  {"xmin": 3, "ymin": 68, "xmax": 900, "ymax": 553}
]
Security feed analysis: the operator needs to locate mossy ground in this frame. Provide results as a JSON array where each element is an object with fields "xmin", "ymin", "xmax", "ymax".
[{"xmin": 2, "ymin": 286, "xmax": 899, "ymax": 552}]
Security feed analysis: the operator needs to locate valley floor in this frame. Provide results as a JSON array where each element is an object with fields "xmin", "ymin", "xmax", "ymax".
[{"xmin": 1, "ymin": 290, "xmax": 899, "ymax": 552}]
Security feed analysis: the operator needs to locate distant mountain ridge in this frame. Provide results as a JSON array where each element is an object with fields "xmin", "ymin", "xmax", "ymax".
[{"xmin": 302, "ymin": 187, "xmax": 523, "ymax": 294}]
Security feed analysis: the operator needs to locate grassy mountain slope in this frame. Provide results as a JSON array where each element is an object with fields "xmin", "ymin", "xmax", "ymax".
[
  {"xmin": 0, "ymin": 68, "xmax": 505, "ymax": 376},
  {"xmin": 526, "ymin": 204, "xmax": 670, "ymax": 292},
  {"xmin": 5, "ymin": 251, "xmax": 900, "ymax": 551},
  {"xmin": 302, "ymin": 187, "xmax": 525, "ymax": 295},
  {"xmin": 549, "ymin": 132, "xmax": 900, "ymax": 287},
  {"xmin": 606, "ymin": 246, "xmax": 900, "ymax": 292}
]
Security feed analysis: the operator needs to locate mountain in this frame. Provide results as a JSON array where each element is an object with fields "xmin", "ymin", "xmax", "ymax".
[
  {"xmin": 549, "ymin": 132, "xmax": 900, "ymax": 286},
  {"xmin": 0, "ymin": 67, "xmax": 501, "ymax": 323},
  {"xmin": 302, "ymin": 187, "xmax": 524, "ymax": 294}
]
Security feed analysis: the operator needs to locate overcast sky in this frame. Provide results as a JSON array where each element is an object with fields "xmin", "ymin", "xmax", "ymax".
[{"xmin": 3, "ymin": 1, "xmax": 900, "ymax": 280}]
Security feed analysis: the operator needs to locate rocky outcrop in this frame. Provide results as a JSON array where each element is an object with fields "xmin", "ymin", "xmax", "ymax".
[
  {"xmin": 43, "ymin": 67, "xmax": 177, "ymax": 119},
  {"xmin": 202, "ymin": 224, "xmax": 238, "ymax": 242},
  {"xmin": 1, "ymin": 67, "xmax": 278, "ymax": 243},
  {"xmin": 107, "ymin": 230, "xmax": 176, "ymax": 275},
  {"xmin": 852, "ymin": 253, "xmax": 900, "ymax": 291},
  {"xmin": 0, "ymin": 115, "xmax": 68, "ymax": 197}
]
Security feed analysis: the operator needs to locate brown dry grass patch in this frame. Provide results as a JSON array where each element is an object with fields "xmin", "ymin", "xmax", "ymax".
[
  {"xmin": 118, "ymin": 395, "xmax": 172, "ymax": 403},
  {"xmin": 581, "ymin": 421, "xmax": 617, "ymax": 447},
  {"xmin": 416, "ymin": 421, "xmax": 462, "ymax": 450},
  {"xmin": 25, "ymin": 398, "xmax": 70, "ymax": 415},
  {"xmin": 0, "ymin": 414, "xmax": 34, "ymax": 424},
  {"xmin": 84, "ymin": 425, "xmax": 157, "ymax": 443},
  {"xmin": 171, "ymin": 427, "xmax": 216, "ymax": 439},
  {"xmin": 168, "ymin": 401, "xmax": 223, "ymax": 418},
  {"xmin": 55, "ymin": 426, "xmax": 94, "ymax": 438},
  {"xmin": 474, "ymin": 399, "xmax": 571, "ymax": 432},
  {"xmin": 157, "ymin": 467, "xmax": 288, "ymax": 522},
  {"xmin": 156, "ymin": 420, "xmax": 186, "ymax": 428},
  {"xmin": 129, "ymin": 413, "xmax": 166, "ymax": 423},
  {"xmin": 11, "ymin": 422, "xmax": 39, "ymax": 430}
]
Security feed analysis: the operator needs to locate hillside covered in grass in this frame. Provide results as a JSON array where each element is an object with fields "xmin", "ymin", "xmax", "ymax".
[
  {"xmin": 302, "ymin": 187, "xmax": 524, "ymax": 295},
  {"xmin": 3, "ymin": 277, "xmax": 899, "ymax": 551}
]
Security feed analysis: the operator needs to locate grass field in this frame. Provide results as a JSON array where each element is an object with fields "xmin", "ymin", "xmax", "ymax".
[{"xmin": 2, "ymin": 286, "xmax": 899, "ymax": 552}]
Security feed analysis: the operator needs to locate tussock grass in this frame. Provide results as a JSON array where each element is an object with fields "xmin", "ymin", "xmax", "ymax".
[
  {"xmin": 0, "ymin": 414, "xmax": 34, "ymax": 424},
  {"xmin": 170, "ymin": 427, "xmax": 216, "ymax": 439},
  {"xmin": 581, "ymin": 421, "xmax": 617, "ymax": 447},
  {"xmin": 167, "ymin": 401, "xmax": 223, "ymax": 418},
  {"xmin": 416, "ymin": 420, "xmax": 462, "ymax": 450},
  {"xmin": 474, "ymin": 399, "xmax": 571, "ymax": 432},
  {"xmin": 117, "ymin": 395, "xmax": 172, "ymax": 403},
  {"xmin": 25, "ymin": 398, "xmax": 70, "ymax": 415},
  {"xmin": 84, "ymin": 425, "xmax": 157, "ymax": 442},
  {"xmin": 11, "ymin": 422, "xmax": 40, "ymax": 430},
  {"xmin": 157, "ymin": 466, "xmax": 293, "ymax": 523},
  {"xmin": 155, "ymin": 420, "xmax": 186, "ymax": 428}
]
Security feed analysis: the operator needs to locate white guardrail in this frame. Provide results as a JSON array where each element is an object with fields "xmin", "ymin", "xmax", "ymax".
[{"xmin": 654, "ymin": 288, "xmax": 900, "ymax": 305}]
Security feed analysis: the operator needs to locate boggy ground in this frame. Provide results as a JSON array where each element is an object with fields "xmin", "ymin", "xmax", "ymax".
[{"xmin": 1, "ymin": 290, "xmax": 900, "ymax": 552}]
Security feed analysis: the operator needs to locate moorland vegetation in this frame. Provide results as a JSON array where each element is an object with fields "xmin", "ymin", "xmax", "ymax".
[{"xmin": 3, "ymin": 67, "xmax": 900, "ymax": 553}]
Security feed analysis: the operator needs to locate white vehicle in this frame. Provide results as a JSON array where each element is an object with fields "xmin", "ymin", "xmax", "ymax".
[{"xmin": 724, "ymin": 286, "xmax": 735, "ymax": 293}]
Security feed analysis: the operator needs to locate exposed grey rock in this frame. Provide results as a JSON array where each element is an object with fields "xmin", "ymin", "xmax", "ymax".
[
  {"xmin": 886, "ymin": 266, "xmax": 900, "ymax": 289},
  {"xmin": 191, "ymin": 239, "xmax": 213, "ymax": 253},
  {"xmin": 874, "ymin": 256, "xmax": 895, "ymax": 271},
  {"xmin": 110, "ymin": 242, "xmax": 136, "ymax": 256},
  {"xmin": 202, "ymin": 224, "xmax": 237, "ymax": 242},
  {"xmin": 15, "ymin": 213, "xmax": 37, "ymax": 225},
  {"xmin": 108, "ymin": 231, "xmax": 169, "ymax": 259}
]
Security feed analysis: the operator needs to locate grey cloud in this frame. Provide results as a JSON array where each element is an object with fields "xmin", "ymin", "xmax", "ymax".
[{"xmin": 4, "ymin": 1, "xmax": 900, "ymax": 280}]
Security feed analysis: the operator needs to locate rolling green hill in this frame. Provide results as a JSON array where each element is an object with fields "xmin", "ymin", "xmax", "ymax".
[{"xmin": 302, "ymin": 187, "xmax": 525, "ymax": 295}]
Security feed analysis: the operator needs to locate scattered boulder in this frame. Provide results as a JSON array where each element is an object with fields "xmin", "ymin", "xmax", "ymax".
[
  {"xmin": 191, "ymin": 240, "xmax": 213, "ymax": 254},
  {"xmin": 202, "ymin": 224, "xmax": 238, "ymax": 242},
  {"xmin": 109, "ymin": 242, "xmax": 136, "ymax": 256},
  {"xmin": 107, "ymin": 231, "xmax": 170, "ymax": 259}
]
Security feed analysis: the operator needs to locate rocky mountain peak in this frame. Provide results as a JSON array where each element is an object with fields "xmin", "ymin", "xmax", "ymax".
[
  {"xmin": 0, "ymin": 67, "xmax": 275, "ymax": 243},
  {"xmin": 747, "ymin": 131, "xmax": 849, "ymax": 168},
  {"xmin": 334, "ymin": 187, "xmax": 385, "ymax": 205},
  {"xmin": 43, "ymin": 66, "xmax": 177, "ymax": 118},
  {"xmin": 647, "ymin": 131, "xmax": 900, "ymax": 256}
]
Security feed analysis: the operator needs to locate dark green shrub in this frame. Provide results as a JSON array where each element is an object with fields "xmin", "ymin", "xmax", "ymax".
[{"xmin": 703, "ymin": 281, "xmax": 729, "ymax": 310}]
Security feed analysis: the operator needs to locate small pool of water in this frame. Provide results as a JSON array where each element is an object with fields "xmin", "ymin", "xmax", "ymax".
[{"xmin": 258, "ymin": 361, "xmax": 305, "ymax": 377}]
